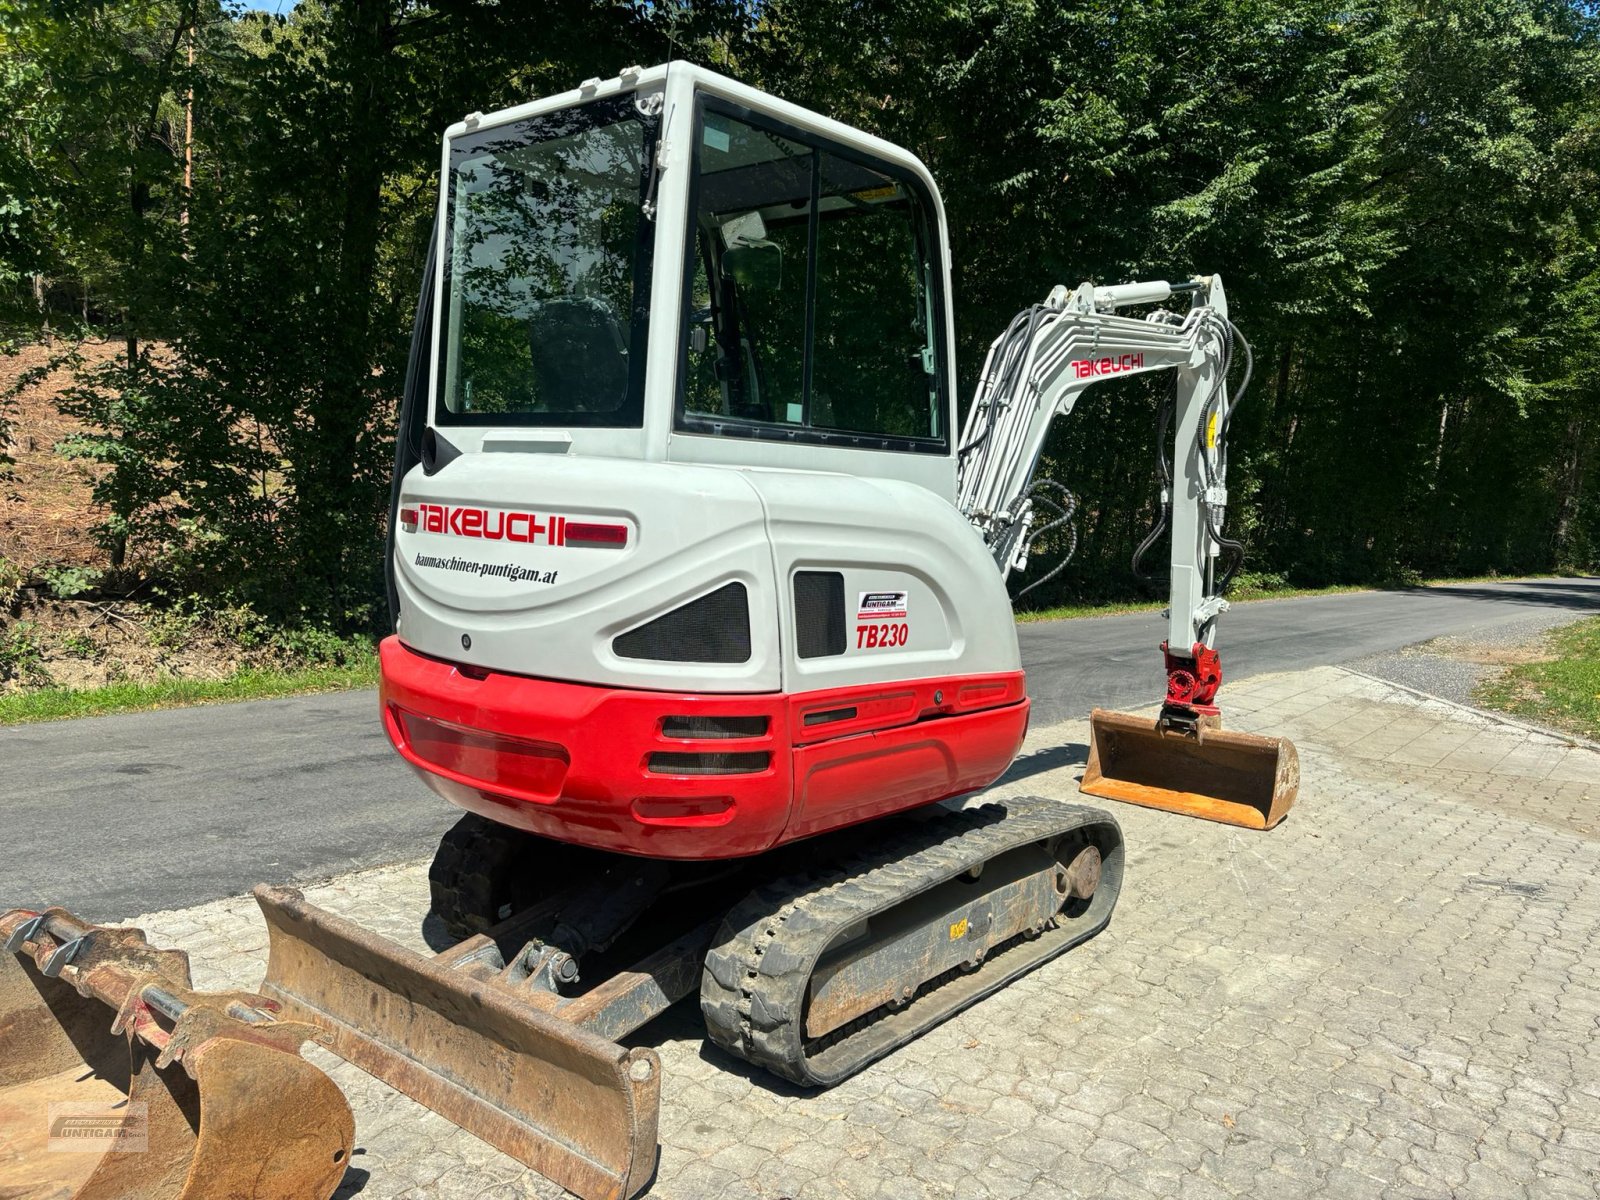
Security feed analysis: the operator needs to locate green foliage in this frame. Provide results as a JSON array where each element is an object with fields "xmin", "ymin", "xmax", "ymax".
[
  {"xmin": 0, "ymin": 655, "xmax": 380, "ymax": 724},
  {"xmin": 751, "ymin": 0, "xmax": 1600, "ymax": 607},
  {"xmin": 0, "ymin": 0, "xmax": 1596, "ymax": 627},
  {"xmin": 144, "ymin": 602, "xmax": 200, "ymax": 650},
  {"xmin": 1228, "ymin": 570, "xmax": 1290, "ymax": 596},
  {"xmin": 37, "ymin": 564, "xmax": 97, "ymax": 599},
  {"xmin": 0, "ymin": 555, "xmax": 23, "ymax": 607},
  {"xmin": 59, "ymin": 631, "xmax": 98, "ymax": 659},
  {"xmin": 0, "ymin": 621, "xmax": 50, "ymax": 686},
  {"xmin": 138, "ymin": 588, "xmax": 375, "ymax": 667}
]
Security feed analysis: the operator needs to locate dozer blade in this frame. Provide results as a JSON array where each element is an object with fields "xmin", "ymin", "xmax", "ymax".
[
  {"xmin": 253, "ymin": 884, "xmax": 661, "ymax": 1200},
  {"xmin": 0, "ymin": 907, "xmax": 353, "ymax": 1200},
  {"xmin": 1080, "ymin": 708, "xmax": 1300, "ymax": 830}
]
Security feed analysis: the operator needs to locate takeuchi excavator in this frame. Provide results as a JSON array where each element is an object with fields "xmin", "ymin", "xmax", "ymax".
[{"xmin": 0, "ymin": 63, "xmax": 1298, "ymax": 1200}]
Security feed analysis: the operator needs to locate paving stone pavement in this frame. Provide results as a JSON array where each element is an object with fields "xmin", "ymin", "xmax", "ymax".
[{"xmin": 128, "ymin": 665, "xmax": 1600, "ymax": 1199}]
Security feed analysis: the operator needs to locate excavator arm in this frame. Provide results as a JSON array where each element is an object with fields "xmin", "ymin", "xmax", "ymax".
[
  {"xmin": 957, "ymin": 275, "xmax": 1238, "ymax": 683},
  {"xmin": 957, "ymin": 275, "xmax": 1299, "ymax": 829}
]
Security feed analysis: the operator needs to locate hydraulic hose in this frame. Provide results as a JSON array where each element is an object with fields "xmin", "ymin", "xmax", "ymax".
[
  {"xmin": 1202, "ymin": 314, "xmax": 1251, "ymax": 592},
  {"xmin": 1013, "ymin": 481, "xmax": 1079, "ymax": 600},
  {"xmin": 1131, "ymin": 375, "xmax": 1177, "ymax": 582},
  {"xmin": 959, "ymin": 305, "xmax": 1045, "ymax": 464}
]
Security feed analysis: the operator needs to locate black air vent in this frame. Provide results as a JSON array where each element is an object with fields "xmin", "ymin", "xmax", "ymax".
[
  {"xmin": 614, "ymin": 583, "xmax": 751, "ymax": 663},
  {"xmin": 794, "ymin": 571, "xmax": 847, "ymax": 659},
  {"xmin": 662, "ymin": 715, "xmax": 770, "ymax": 739},
  {"xmin": 647, "ymin": 751, "xmax": 770, "ymax": 775},
  {"xmin": 803, "ymin": 706, "xmax": 857, "ymax": 727}
]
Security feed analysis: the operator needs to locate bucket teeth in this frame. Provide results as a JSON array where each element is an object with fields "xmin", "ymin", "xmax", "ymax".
[
  {"xmin": 1, "ymin": 904, "xmax": 355, "ymax": 1200},
  {"xmin": 40, "ymin": 934, "xmax": 85, "ymax": 978},
  {"xmin": 2, "ymin": 912, "xmax": 44, "ymax": 955}
]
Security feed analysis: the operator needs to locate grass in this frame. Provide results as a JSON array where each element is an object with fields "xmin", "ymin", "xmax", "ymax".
[
  {"xmin": 1475, "ymin": 616, "xmax": 1600, "ymax": 740},
  {"xmin": 0, "ymin": 657, "xmax": 380, "ymax": 725}
]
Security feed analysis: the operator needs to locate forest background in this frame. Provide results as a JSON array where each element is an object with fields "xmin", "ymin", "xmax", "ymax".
[{"xmin": 1, "ymin": 0, "xmax": 1596, "ymax": 693}]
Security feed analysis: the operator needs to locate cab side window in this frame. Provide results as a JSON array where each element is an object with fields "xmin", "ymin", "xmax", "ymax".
[
  {"xmin": 810, "ymin": 151, "xmax": 937, "ymax": 440},
  {"xmin": 679, "ymin": 105, "xmax": 944, "ymax": 448}
]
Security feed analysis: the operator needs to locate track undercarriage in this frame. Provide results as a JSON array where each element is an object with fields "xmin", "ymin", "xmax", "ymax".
[
  {"xmin": 256, "ymin": 797, "xmax": 1122, "ymax": 1197},
  {"xmin": 407, "ymin": 798, "xmax": 1124, "ymax": 1091}
]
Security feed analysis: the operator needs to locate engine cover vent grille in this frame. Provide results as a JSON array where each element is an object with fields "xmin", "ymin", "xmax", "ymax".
[
  {"xmin": 794, "ymin": 571, "xmax": 846, "ymax": 659},
  {"xmin": 647, "ymin": 751, "xmax": 770, "ymax": 775},
  {"xmin": 662, "ymin": 715, "xmax": 769, "ymax": 739},
  {"xmin": 614, "ymin": 582, "xmax": 751, "ymax": 663}
]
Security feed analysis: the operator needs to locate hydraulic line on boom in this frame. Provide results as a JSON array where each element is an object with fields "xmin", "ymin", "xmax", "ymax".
[{"xmin": 956, "ymin": 275, "xmax": 1299, "ymax": 829}]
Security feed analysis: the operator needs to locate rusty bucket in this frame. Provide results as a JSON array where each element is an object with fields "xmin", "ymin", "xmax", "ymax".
[
  {"xmin": 1080, "ymin": 709, "xmax": 1300, "ymax": 830},
  {"xmin": 0, "ymin": 908, "xmax": 353, "ymax": 1200}
]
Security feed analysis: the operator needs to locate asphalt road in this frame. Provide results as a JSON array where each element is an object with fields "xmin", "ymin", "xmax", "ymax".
[
  {"xmin": 1019, "ymin": 575, "xmax": 1600, "ymax": 726},
  {"xmin": 4, "ymin": 576, "xmax": 1597, "ymax": 919}
]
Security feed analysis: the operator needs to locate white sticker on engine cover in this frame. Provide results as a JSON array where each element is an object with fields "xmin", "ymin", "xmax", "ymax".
[{"xmin": 857, "ymin": 590, "xmax": 908, "ymax": 620}]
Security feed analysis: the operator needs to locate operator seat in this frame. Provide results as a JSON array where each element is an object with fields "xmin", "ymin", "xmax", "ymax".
[{"xmin": 528, "ymin": 297, "xmax": 630, "ymax": 413}]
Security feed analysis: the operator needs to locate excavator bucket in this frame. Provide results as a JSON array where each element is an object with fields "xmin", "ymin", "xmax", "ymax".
[
  {"xmin": 252, "ymin": 885, "xmax": 661, "ymax": 1200},
  {"xmin": 1080, "ymin": 708, "xmax": 1300, "ymax": 830},
  {"xmin": 0, "ymin": 907, "xmax": 353, "ymax": 1200}
]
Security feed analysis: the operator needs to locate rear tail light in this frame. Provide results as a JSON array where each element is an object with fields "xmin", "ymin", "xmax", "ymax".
[
  {"xmin": 564, "ymin": 521, "xmax": 628, "ymax": 548},
  {"xmin": 392, "ymin": 706, "xmax": 569, "ymax": 798},
  {"xmin": 399, "ymin": 506, "xmax": 418, "ymax": 531}
]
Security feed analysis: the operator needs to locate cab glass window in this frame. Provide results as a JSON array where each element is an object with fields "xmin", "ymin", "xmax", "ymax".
[
  {"xmin": 438, "ymin": 95, "xmax": 654, "ymax": 427},
  {"xmin": 679, "ymin": 103, "xmax": 945, "ymax": 451}
]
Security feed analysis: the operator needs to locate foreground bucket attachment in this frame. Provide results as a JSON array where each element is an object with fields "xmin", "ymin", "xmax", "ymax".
[
  {"xmin": 0, "ymin": 907, "xmax": 353, "ymax": 1200},
  {"xmin": 253, "ymin": 885, "xmax": 661, "ymax": 1200},
  {"xmin": 1080, "ymin": 708, "xmax": 1300, "ymax": 829}
]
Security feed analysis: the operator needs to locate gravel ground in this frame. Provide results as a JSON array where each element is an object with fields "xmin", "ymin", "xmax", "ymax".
[{"xmin": 1347, "ymin": 610, "xmax": 1585, "ymax": 709}]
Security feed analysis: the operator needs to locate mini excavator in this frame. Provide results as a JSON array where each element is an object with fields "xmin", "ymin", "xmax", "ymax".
[{"xmin": 1, "ymin": 63, "xmax": 1296, "ymax": 1200}]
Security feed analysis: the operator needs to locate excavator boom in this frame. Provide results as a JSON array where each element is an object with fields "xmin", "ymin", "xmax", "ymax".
[{"xmin": 956, "ymin": 276, "xmax": 1301, "ymax": 827}]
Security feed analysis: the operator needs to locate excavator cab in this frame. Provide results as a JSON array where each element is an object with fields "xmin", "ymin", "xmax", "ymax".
[{"xmin": 384, "ymin": 63, "xmax": 1033, "ymax": 863}]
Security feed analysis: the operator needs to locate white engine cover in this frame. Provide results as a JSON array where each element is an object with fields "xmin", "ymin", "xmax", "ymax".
[{"xmin": 394, "ymin": 454, "xmax": 1019, "ymax": 695}]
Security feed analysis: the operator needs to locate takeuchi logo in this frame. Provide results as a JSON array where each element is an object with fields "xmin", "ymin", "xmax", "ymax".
[
  {"xmin": 1071, "ymin": 353, "xmax": 1145, "ymax": 379},
  {"xmin": 411, "ymin": 503, "xmax": 567, "ymax": 545},
  {"xmin": 402, "ymin": 504, "xmax": 630, "ymax": 551}
]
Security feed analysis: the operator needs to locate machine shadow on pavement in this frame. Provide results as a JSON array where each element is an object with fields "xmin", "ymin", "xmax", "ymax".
[
  {"xmin": 1388, "ymin": 579, "xmax": 1600, "ymax": 610},
  {"xmin": 996, "ymin": 742, "xmax": 1090, "ymax": 787}
]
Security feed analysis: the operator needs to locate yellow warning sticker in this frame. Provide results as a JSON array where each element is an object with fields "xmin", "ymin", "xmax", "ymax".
[
  {"xmin": 1207, "ymin": 412, "xmax": 1219, "ymax": 449},
  {"xmin": 852, "ymin": 184, "xmax": 901, "ymax": 203},
  {"xmin": 949, "ymin": 917, "xmax": 969, "ymax": 941}
]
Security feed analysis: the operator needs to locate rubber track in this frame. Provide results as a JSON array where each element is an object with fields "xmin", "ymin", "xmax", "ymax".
[
  {"xmin": 700, "ymin": 796, "xmax": 1122, "ymax": 1086},
  {"xmin": 428, "ymin": 815, "xmax": 589, "ymax": 940},
  {"xmin": 428, "ymin": 816, "xmax": 504, "ymax": 940}
]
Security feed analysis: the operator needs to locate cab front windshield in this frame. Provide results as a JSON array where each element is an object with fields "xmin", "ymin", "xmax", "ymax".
[{"xmin": 437, "ymin": 96, "xmax": 654, "ymax": 426}]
